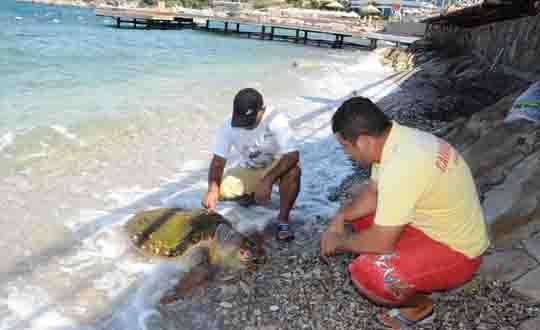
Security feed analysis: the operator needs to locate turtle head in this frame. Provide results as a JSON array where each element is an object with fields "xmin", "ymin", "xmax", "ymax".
[{"xmin": 207, "ymin": 224, "xmax": 251, "ymax": 269}]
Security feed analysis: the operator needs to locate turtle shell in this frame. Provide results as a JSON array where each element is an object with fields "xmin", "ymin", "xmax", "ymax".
[{"xmin": 125, "ymin": 208, "xmax": 230, "ymax": 258}]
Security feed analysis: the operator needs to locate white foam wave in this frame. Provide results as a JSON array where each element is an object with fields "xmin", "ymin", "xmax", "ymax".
[
  {"xmin": 20, "ymin": 151, "xmax": 47, "ymax": 161},
  {"xmin": 104, "ymin": 186, "xmax": 158, "ymax": 210},
  {"xmin": 1, "ymin": 45, "xmax": 401, "ymax": 330},
  {"xmin": 63, "ymin": 209, "xmax": 110, "ymax": 232},
  {"xmin": 93, "ymin": 227, "xmax": 129, "ymax": 259},
  {"xmin": 3, "ymin": 284, "xmax": 78, "ymax": 330},
  {"xmin": 6, "ymin": 285, "xmax": 48, "ymax": 319},
  {"xmin": 93, "ymin": 268, "xmax": 133, "ymax": 299},
  {"xmin": 103, "ymin": 261, "xmax": 188, "ymax": 330},
  {"xmin": 28, "ymin": 310, "xmax": 79, "ymax": 330},
  {"xmin": 51, "ymin": 125, "xmax": 87, "ymax": 147},
  {"xmin": 0, "ymin": 132, "xmax": 14, "ymax": 152}
]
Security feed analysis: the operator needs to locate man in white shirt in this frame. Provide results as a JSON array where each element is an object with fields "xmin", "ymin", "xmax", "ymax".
[{"xmin": 202, "ymin": 88, "xmax": 301, "ymax": 241}]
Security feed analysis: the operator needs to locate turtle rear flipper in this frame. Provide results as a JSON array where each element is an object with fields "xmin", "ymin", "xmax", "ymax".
[{"xmin": 160, "ymin": 263, "xmax": 216, "ymax": 305}]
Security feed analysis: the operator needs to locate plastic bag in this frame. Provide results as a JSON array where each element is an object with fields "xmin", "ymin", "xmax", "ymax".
[{"xmin": 505, "ymin": 81, "xmax": 540, "ymax": 123}]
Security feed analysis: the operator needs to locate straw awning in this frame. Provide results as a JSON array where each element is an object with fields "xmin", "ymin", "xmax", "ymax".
[
  {"xmin": 360, "ymin": 4, "xmax": 380, "ymax": 15},
  {"xmin": 325, "ymin": 1, "xmax": 345, "ymax": 9}
]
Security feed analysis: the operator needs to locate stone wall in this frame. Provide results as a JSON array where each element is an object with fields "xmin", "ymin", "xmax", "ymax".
[{"xmin": 426, "ymin": 15, "xmax": 540, "ymax": 76}]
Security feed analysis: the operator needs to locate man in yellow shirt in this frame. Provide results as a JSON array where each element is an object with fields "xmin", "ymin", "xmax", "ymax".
[{"xmin": 321, "ymin": 97, "xmax": 489, "ymax": 329}]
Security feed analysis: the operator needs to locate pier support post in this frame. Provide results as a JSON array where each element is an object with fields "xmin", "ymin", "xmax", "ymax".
[
  {"xmin": 261, "ymin": 26, "xmax": 266, "ymax": 39},
  {"xmin": 295, "ymin": 29, "xmax": 299, "ymax": 43},
  {"xmin": 224, "ymin": 21, "xmax": 229, "ymax": 33},
  {"xmin": 205, "ymin": 19, "xmax": 209, "ymax": 30},
  {"xmin": 236, "ymin": 23, "xmax": 240, "ymax": 33},
  {"xmin": 270, "ymin": 27, "xmax": 275, "ymax": 40},
  {"xmin": 303, "ymin": 31, "xmax": 308, "ymax": 44},
  {"xmin": 369, "ymin": 38, "xmax": 377, "ymax": 50},
  {"xmin": 116, "ymin": 17, "xmax": 120, "ymax": 28}
]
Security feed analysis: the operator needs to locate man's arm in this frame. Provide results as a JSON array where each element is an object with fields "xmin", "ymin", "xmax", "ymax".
[
  {"xmin": 337, "ymin": 180, "xmax": 378, "ymax": 222},
  {"xmin": 339, "ymin": 224, "xmax": 404, "ymax": 254},
  {"xmin": 208, "ymin": 155, "xmax": 226, "ymax": 192},
  {"xmin": 203, "ymin": 155, "xmax": 226, "ymax": 210},
  {"xmin": 321, "ymin": 223, "xmax": 404, "ymax": 256},
  {"xmin": 262, "ymin": 151, "xmax": 299, "ymax": 183}
]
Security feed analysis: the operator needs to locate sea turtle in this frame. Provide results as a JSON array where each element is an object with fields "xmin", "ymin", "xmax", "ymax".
[{"xmin": 125, "ymin": 208, "xmax": 266, "ymax": 304}]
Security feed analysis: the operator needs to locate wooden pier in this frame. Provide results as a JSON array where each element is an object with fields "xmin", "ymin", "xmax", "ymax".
[
  {"xmin": 95, "ymin": 8, "xmax": 421, "ymax": 50},
  {"xmin": 95, "ymin": 8, "xmax": 197, "ymax": 29},
  {"xmin": 200, "ymin": 18, "xmax": 351, "ymax": 49},
  {"xmin": 366, "ymin": 32, "xmax": 422, "ymax": 50}
]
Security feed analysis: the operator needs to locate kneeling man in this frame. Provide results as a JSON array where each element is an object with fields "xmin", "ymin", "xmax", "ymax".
[
  {"xmin": 321, "ymin": 97, "xmax": 489, "ymax": 329},
  {"xmin": 202, "ymin": 88, "xmax": 301, "ymax": 241}
]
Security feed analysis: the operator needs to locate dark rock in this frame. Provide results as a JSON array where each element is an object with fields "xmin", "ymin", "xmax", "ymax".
[
  {"xmin": 520, "ymin": 317, "xmax": 540, "ymax": 330},
  {"xmin": 524, "ymin": 237, "xmax": 540, "ymax": 262},
  {"xmin": 512, "ymin": 267, "xmax": 540, "ymax": 304},
  {"xmin": 478, "ymin": 249, "xmax": 538, "ymax": 282}
]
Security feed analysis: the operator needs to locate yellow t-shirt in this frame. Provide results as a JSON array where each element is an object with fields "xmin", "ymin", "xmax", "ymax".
[{"xmin": 371, "ymin": 122, "xmax": 489, "ymax": 258}]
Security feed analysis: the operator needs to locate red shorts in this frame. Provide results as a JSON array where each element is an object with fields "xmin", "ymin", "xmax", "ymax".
[{"xmin": 348, "ymin": 215, "xmax": 481, "ymax": 303}]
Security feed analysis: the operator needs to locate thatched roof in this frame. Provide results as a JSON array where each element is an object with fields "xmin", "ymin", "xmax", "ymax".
[
  {"xmin": 423, "ymin": 0, "xmax": 538, "ymax": 28},
  {"xmin": 359, "ymin": 4, "xmax": 380, "ymax": 15},
  {"xmin": 325, "ymin": 1, "xmax": 345, "ymax": 9}
]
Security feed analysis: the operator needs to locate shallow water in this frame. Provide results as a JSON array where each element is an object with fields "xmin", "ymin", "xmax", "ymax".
[{"xmin": 0, "ymin": 1, "xmax": 397, "ymax": 329}]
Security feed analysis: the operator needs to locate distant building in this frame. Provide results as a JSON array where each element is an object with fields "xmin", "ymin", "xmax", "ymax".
[{"xmin": 350, "ymin": 0, "xmax": 439, "ymax": 17}]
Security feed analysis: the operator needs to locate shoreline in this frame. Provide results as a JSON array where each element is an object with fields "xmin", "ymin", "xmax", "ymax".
[
  {"xmin": 16, "ymin": 0, "xmax": 139, "ymax": 9},
  {"xmin": 5, "ymin": 1, "xmax": 540, "ymax": 328},
  {"xmin": 155, "ymin": 48, "xmax": 540, "ymax": 330},
  {"xmin": 0, "ymin": 30, "xmax": 392, "ymax": 327},
  {"xmin": 16, "ymin": 0, "xmax": 385, "ymax": 35}
]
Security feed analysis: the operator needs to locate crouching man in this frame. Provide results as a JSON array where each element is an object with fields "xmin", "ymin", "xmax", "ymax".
[
  {"xmin": 321, "ymin": 97, "xmax": 489, "ymax": 329},
  {"xmin": 202, "ymin": 88, "xmax": 301, "ymax": 241}
]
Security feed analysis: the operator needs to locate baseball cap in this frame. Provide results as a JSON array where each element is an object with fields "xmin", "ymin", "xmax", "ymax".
[{"xmin": 231, "ymin": 88, "xmax": 264, "ymax": 128}]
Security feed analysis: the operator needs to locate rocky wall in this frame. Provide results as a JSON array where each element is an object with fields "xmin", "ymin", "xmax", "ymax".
[{"xmin": 427, "ymin": 15, "xmax": 540, "ymax": 76}]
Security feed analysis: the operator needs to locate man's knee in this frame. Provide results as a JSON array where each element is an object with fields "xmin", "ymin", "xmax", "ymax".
[
  {"xmin": 350, "ymin": 274, "xmax": 397, "ymax": 306},
  {"xmin": 284, "ymin": 165, "xmax": 301, "ymax": 181},
  {"xmin": 348, "ymin": 254, "xmax": 415, "ymax": 305}
]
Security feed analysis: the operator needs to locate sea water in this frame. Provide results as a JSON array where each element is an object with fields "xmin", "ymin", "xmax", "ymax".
[{"xmin": 0, "ymin": 1, "xmax": 397, "ymax": 329}]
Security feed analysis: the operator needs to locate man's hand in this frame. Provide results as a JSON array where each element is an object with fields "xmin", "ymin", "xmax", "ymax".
[
  {"xmin": 254, "ymin": 177, "xmax": 272, "ymax": 204},
  {"xmin": 327, "ymin": 212, "xmax": 345, "ymax": 234},
  {"xmin": 202, "ymin": 189, "xmax": 219, "ymax": 211},
  {"xmin": 320, "ymin": 231, "xmax": 343, "ymax": 257}
]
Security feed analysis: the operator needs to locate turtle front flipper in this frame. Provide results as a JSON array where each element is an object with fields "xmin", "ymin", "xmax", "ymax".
[{"xmin": 160, "ymin": 264, "xmax": 214, "ymax": 305}]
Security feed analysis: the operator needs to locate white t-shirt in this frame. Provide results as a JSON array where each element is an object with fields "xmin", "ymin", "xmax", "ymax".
[{"xmin": 212, "ymin": 107, "xmax": 298, "ymax": 168}]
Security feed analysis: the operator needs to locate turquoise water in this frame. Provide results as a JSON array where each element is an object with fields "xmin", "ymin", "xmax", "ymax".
[
  {"xmin": 1, "ymin": 0, "xmax": 365, "ymax": 176},
  {"xmin": 0, "ymin": 2, "xmax": 392, "ymax": 329}
]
